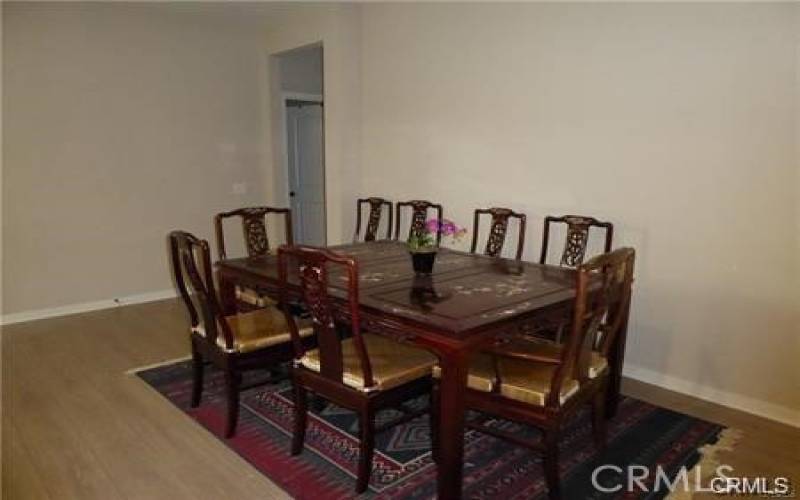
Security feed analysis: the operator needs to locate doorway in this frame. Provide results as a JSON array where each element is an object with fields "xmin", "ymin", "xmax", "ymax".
[
  {"xmin": 286, "ymin": 99, "xmax": 325, "ymax": 246},
  {"xmin": 275, "ymin": 44, "xmax": 325, "ymax": 246}
]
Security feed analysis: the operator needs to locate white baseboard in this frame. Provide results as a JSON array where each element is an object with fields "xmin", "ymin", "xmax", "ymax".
[
  {"xmin": 1, "ymin": 289, "xmax": 177, "ymax": 326},
  {"xmin": 623, "ymin": 363, "xmax": 800, "ymax": 428}
]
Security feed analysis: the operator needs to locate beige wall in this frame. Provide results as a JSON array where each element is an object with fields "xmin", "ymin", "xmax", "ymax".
[
  {"xmin": 359, "ymin": 3, "xmax": 799, "ymax": 424},
  {"xmin": 2, "ymin": 2, "xmax": 363, "ymax": 319},
  {"xmin": 2, "ymin": 3, "xmax": 270, "ymax": 315},
  {"xmin": 263, "ymin": 4, "xmax": 361, "ymax": 246}
]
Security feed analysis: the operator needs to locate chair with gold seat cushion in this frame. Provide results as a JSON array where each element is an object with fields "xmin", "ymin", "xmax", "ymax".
[
  {"xmin": 539, "ymin": 214, "xmax": 614, "ymax": 268},
  {"xmin": 169, "ymin": 230, "xmax": 314, "ymax": 440},
  {"xmin": 493, "ymin": 357, "xmax": 580, "ymax": 406},
  {"xmin": 278, "ymin": 245, "xmax": 436, "ymax": 494},
  {"xmin": 235, "ymin": 286, "xmax": 276, "ymax": 308},
  {"xmin": 432, "ymin": 354, "xmax": 495, "ymax": 393},
  {"xmin": 300, "ymin": 332, "xmax": 435, "ymax": 391},
  {"xmin": 444, "ymin": 247, "xmax": 635, "ymax": 500},
  {"xmin": 354, "ymin": 197, "xmax": 394, "ymax": 242},
  {"xmin": 470, "ymin": 207, "xmax": 527, "ymax": 260},
  {"xmin": 199, "ymin": 307, "xmax": 314, "ymax": 353},
  {"xmin": 433, "ymin": 353, "xmax": 580, "ymax": 405},
  {"xmin": 215, "ymin": 206, "xmax": 292, "ymax": 311}
]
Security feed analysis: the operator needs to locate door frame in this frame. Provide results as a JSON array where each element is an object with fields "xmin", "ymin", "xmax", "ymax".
[{"xmin": 281, "ymin": 92, "xmax": 326, "ymax": 245}]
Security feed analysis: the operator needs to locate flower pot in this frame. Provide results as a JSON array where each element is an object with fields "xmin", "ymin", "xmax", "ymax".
[{"xmin": 410, "ymin": 250, "xmax": 437, "ymax": 275}]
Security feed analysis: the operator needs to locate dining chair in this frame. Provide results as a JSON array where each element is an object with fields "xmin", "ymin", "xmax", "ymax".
[
  {"xmin": 433, "ymin": 247, "xmax": 635, "ymax": 500},
  {"xmin": 470, "ymin": 207, "xmax": 527, "ymax": 260},
  {"xmin": 214, "ymin": 206, "xmax": 293, "ymax": 308},
  {"xmin": 394, "ymin": 200, "xmax": 444, "ymax": 245},
  {"xmin": 169, "ymin": 230, "xmax": 314, "ymax": 438},
  {"xmin": 539, "ymin": 215, "xmax": 613, "ymax": 268},
  {"xmin": 354, "ymin": 197, "xmax": 393, "ymax": 242},
  {"xmin": 278, "ymin": 245, "xmax": 437, "ymax": 493}
]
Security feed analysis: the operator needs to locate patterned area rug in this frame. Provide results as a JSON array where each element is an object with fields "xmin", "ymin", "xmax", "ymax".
[{"xmin": 134, "ymin": 360, "xmax": 724, "ymax": 499}]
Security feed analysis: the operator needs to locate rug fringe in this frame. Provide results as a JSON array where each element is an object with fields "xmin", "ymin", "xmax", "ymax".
[
  {"xmin": 125, "ymin": 355, "xmax": 191, "ymax": 375},
  {"xmin": 667, "ymin": 427, "xmax": 743, "ymax": 500}
]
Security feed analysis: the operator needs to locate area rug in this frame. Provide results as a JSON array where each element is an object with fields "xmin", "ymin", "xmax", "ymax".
[{"xmin": 134, "ymin": 360, "xmax": 726, "ymax": 499}]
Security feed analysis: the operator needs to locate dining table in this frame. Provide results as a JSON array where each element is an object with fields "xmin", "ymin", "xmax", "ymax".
[{"xmin": 215, "ymin": 240, "xmax": 630, "ymax": 499}]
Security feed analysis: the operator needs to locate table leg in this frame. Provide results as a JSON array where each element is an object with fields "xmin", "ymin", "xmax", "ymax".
[
  {"xmin": 435, "ymin": 349, "xmax": 469, "ymax": 499},
  {"xmin": 606, "ymin": 298, "xmax": 630, "ymax": 418},
  {"xmin": 217, "ymin": 271, "xmax": 237, "ymax": 316}
]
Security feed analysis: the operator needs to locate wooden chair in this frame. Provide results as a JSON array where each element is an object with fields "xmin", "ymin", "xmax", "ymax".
[
  {"xmin": 278, "ymin": 245, "xmax": 437, "ymax": 493},
  {"xmin": 539, "ymin": 215, "xmax": 613, "ymax": 268},
  {"xmin": 354, "ymin": 197, "xmax": 393, "ymax": 242},
  {"xmin": 434, "ymin": 247, "xmax": 635, "ymax": 499},
  {"xmin": 214, "ymin": 207, "xmax": 293, "ymax": 308},
  {"xmin": 169, "ymin": 230, "xmax": 314, "ymax": 438},
  {"xmin": 394, "ymin": 200, "xmax": 443, "ymax": 245},
  {"xmin": 470, "ymin": 207, "xmax": 527, "ymax": 260}
]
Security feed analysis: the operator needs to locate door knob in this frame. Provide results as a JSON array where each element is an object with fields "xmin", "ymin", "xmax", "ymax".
[{"xmin": 289, "ymin": 191, "xmax": 296, "ymax": 197}]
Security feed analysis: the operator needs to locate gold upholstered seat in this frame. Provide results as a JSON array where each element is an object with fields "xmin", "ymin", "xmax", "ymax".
[
  {"xmin": 195, "ymin": 307, "xmax": 313, "ymax": 353},
  {"xmin": 300, "ymin": 333, "xmax": 436, "ymax": 392},
  {"xmin": 492, "ymin": 357, "xmax": 580, "ymax": 406},
  {"xmin": 234, "ymin": 285, "xmax": 276, "ymax": 308},
  {"xmin": 431, "ymin": 355, "xmax": 495, "ymax": 392},
  {"xmin": 435, "ymin": 353, "xmax": 580, "ymax": 406}
]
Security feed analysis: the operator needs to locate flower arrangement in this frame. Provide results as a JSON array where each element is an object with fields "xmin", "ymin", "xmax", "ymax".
[{"xmin": 407, "ymin": 218, "xmax": 467, "ymax": 252}]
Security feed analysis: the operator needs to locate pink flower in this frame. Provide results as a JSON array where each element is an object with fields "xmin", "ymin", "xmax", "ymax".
[
  {"xmin": 426, "ymin": 219, "xmax": 441, "ymax": 234},
  {"xmin": 425, "ymin": 218, "xmax": 464, "ymax": 237}
]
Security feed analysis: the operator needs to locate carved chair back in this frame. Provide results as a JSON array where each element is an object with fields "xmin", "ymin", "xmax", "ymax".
[
  {"xmin": 214, "ymin": 207, "xmax": 293, "ymax": 260},
  {"xmin": 394, "ymin": 200, "xmax": 444, "ymax": 245},
  {"xmin": 593, "ymin": 248, "xmax": 635, "ymax": 360},
  {"xmin": 539, "ymin": 215, "xmax": 613, "ymax": 268},
  {"xmin": 278, "ymin": 246, "xmax": 375, "ymax": 389},
  {"xmin": 470, "ymin": 207, "xmax": 527, "ymax": 260},
  {"xmin": 546, "ymin": 247, "xmax": 635, "ymax": 408},
  {"xmin": 169, "ymin": 231, "xmax": 235, "ymax": 352},
  {"xmin": 354, "ymin": 197, "xmax": 393, "ymax": 242}
]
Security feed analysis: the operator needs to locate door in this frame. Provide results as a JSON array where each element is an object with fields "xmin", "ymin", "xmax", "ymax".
[{"xmin": 286, "ymin": 102, "xmax": 326, "ymax": 246}]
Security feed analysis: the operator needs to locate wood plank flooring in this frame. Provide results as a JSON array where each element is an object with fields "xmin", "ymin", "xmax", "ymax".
[{"xmin": 3, "ymin": 299, "xmax": 798, "ymax": 499}]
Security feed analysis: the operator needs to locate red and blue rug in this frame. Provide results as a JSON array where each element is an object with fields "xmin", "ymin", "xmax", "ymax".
[{"xmin": 135, "ymin": 360, "xmax": 724, "ymax": 499}]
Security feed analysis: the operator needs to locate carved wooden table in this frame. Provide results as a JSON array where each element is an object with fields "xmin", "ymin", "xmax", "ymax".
[{"xmin": 216, "ymin": 240, "xmax": 629, "ymax": 499}]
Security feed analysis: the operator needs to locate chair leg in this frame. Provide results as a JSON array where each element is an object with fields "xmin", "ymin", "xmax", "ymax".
[
  {"xmin": 542, "ymin": 428, "xmax": 562, "ymax": 500},
  {"xmin": 190, "ymin": 343, "xmax": 204, "ymax": 408},
  {"xmin": 291, "ymin": 384, "xmax": 308, "ymax": 456},
  {"xmin": 429, "ymin": 386, "xmax": 440, "ymax": 463},
  {"xmin": 224, "ymin": 370, "xmax": 241, "ymax": 438},
  {"xmin": 356, "ymin": 407, "xmax": 375, "ymax": 494},
  {"xmin": 591, "ymin": 386, "xmax": 608, "ymax": 451}
]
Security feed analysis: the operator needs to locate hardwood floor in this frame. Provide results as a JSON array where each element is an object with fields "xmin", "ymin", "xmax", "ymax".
[{"xmin": 3, "ymin": 299, "xmax": 798, "ymax": 499}]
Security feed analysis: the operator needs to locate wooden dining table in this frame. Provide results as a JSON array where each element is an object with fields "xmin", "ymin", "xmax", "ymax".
[{"xmin": 215, "ymin": 240, "xmax": 630, "ymax": 499}]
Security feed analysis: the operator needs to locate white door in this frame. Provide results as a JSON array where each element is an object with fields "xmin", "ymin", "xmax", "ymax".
[{"xmin": 287, "ymin": 102, "xmax": 326, "ymax": 246}]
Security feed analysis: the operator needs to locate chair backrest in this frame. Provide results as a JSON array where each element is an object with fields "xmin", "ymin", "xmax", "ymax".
[
  {"xmin": 214, "ymin": 206, "xmax": 293, "ymax": 260},
  {"xmin": 278, "ymin": 245, "xmax": 376, "ymax": 389},
  {"xmin": 548, "ymin": 247, "xmax": 635, "ymax": 407},
  {"xmin": 539, "ymin": 215, "xmax": 613, "ymax": 268},
  {"xmin": 354, "ymin": 197, "xmax": 393, "ymax": 242},
  {"xmin": 169, "ymin": 230, "xmax": 235, "ymax": 351},
  {"xmin": 470, "ymin": 207, "xmax": 527, "ymax": 260},
  {"xmin": 394, "ymin": 200, "xmax": 444, "ymax": 244}
]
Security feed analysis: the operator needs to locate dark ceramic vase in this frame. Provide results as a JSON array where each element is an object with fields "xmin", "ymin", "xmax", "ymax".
[{"xmin": 410, "ymin": 250, "xmax": 436, "ymax": 275}]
